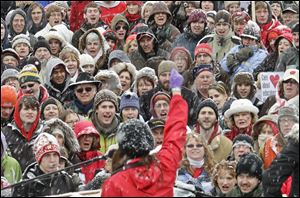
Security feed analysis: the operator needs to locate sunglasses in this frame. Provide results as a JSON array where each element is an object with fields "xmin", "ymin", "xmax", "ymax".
[
  {"xmin": 21, "ymin": 83, "xmax": 35, "ymax": 90},
  {"xmin": 186, "ymin": 144, "xmax": 203, "ymax": 149},
  {"xmin": 115, "ymin": 25, "xmax": 128, "ymax": 31},
  {"xmin": 76, "ymin": 87, "xmax": 93, "ymax": 93}
]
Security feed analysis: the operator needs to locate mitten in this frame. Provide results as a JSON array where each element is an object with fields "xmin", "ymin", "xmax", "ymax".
[
  {"xmin": 227, "ymin": 54, "xmax": 240, "ymax": 72},
  {"xmin": 236, "ymin": 47, "xmax": 253, "ymax": 62},
  {"xmin": 170, "ymin": 69, "xmax": 183, "ymax": 89}
]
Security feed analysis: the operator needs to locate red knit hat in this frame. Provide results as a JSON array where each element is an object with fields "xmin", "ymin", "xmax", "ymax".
[
  {"xmin": 126, "ymin": 1, "xmax": 143, "ymax": 6},
  {"xmin": 187, "ymin": 9, "xmax": 207, "ymax": 25},
  {"xmin": 73, "ymin": 120, "xmax": 100, "ymax": 139},
  {"xmin": 125, "ymin": 34, "xmax": 137, "ymax": 43},
  {"xmin": 194, "ymin": 43, "xmax": 213, "ymax": 57},
  {"xmin": 1, "ymin": 85, "xmax": 18, "ymax": 107}
]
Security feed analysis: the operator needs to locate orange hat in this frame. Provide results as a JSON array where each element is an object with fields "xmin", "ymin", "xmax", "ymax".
[{"xmin": 1, "ymin": 85, "xmax": 18, "ymax": 107}]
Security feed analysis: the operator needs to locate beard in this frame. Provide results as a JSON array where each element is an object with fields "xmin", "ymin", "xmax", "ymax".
[{"xmin": 199, "ymin": 120, "xmax": 215, "ymax": 130}]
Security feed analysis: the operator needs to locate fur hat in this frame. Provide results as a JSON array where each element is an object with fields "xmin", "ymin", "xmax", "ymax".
[
  {"xmin": 33, "ymin": 37, "xmax": 51, "ymax": 55},
  {"xmin": 12, "ymin": 34, "xmax": 31, "ymax": 49},
  {"xmin": 192, "ymin": 64, "xmax": 213, "ymax": 80},
  {"xmin": 194, "ymin": 43, "xmax": 213, "ymax": 57},
  {"xmin": 236, "ymin": 153, "xmax": 263, "ymax": 180},
  {"xmin": 196, "ymin": 98, "xmax": 219, "ymax": 120},
  {"xmin": 44, "ymin": 30, "xmax": 66, "ymax": 47},
  {"xmin": 33, "ymin": 132, "xmax": 61, "ymax": 164},
  {"xmin": 157, "ymin": 60, "xmax": 177, "ymax": 77},
  {"xmin": 1, "ymin": 69, "xmax": 19, "ymax": 85},
  {"xmin": 225, "ymin": 99, "xmax": 259, "ymax": 118},
  {"xmin": 116, "ymin": 118, "xmax": 155, "ymax": 158},
  {"xmin": 95, "ymin": 70, "xmax": 122, "ymax": 96},
  {"xmin": 215, "ymin": 10, "xmax": 231, "ymax": 25},
  {"xmin": 1, "ymin": 85, "xmax": 18, "ymax": 107},
  {"xmin": 135, "ymin": 67, "xmax": 158, "ymax": 85},
  {"xmin": 110, "ymin": 62, "xmax": 137, "ymax": 80},
  {"xmin": 94, "ymin": 89, "xmax": 119, "ymax": 111},
  {"xmin": 232, "ymin": 134, "xmax": 254, "ymax": 151},
  {"xmin": 120, "ymin": 91, "xmax": 140, "ymax": 112},
  {"xmin": 42, "ymin": 118, "xmax": 80, "ymax": 153},
  {"xmin": 19, "ymin": 64, "xmax": 41, "ymax": 85},
  {"xmin": 187, "ymin": 9, "xmax": 207, "ymax": 25},
  {"xmin": 79, "ymin": 54, "xmax": 95, "ymax": 69},
  {"xmin": 147, "ymin": 118, "xmax": 165, "ymax": 130},
  {"xmin": 232, "ymin": 72, "xmax": 256, "ymax": 99}
]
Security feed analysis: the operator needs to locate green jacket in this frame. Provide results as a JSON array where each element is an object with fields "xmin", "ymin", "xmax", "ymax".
[
  {"xmin": 1, "ymin": 153, "xmax": 22, "ymax": 184},
  {"xmin": 226, "ymin": 183, "xmax": 263, "ymax": 197}
]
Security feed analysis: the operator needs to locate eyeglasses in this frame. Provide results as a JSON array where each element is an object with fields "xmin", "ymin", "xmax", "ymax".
[
  {"xmin": 186, "ymin": 144, "xmax": 203, "ymax": 149},
  {"xmin": 76, "ymin": 87, "xmax": 93, "ymax": 93},
  {"xmin": 21, "ymin": 83, "xmax": 35, "ymax": 90},
  {"xmin": 115, "ymin": 25, "xmax": 128, "ymax": 31}
]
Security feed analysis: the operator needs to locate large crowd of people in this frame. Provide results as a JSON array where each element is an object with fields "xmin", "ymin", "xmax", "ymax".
[{"xmin": 1, "ymin": 1, "xmax": 299, "ymax": 197}]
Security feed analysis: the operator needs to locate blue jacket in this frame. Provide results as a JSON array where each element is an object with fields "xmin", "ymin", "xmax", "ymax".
[{"xmin": 220, "ymin": 45, "xmax": 268, "ymax": 82}]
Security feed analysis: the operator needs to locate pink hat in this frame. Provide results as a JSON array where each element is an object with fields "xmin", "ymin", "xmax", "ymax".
[
  {"xmin": 194, "ymin": 43, "xmax": 213, "ymax": 57},
  {"xmin": 74, "ymin": 120, "xmax": 100, "ymax": 139},
  {"xmin": 33, "ymin": 133, "xmax": 60, "ymax": 164}
]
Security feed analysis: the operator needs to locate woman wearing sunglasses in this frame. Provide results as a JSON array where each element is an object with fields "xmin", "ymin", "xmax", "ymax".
[
  {"xmin": 111, "ymin": 14, "xmax": 130, "ymax": 50},
  {"xmin": 176, "ymin": 132, "xmax": 216, "ymax": 196}
]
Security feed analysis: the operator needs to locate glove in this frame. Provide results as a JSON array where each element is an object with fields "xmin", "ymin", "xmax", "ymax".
[
  {"xmin": 235, "ymin": 47, "xmax": 253, "ymax": 62},
  {"xmin": 170, "ymin": 69, "xmax": 183, "ymax": 89},
  {"xmin": 227, "ymin": 54, "xmax": 239, "ymax": 72}
]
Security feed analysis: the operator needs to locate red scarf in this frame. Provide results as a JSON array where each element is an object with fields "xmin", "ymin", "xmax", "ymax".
[
  {"xmin": 226, "ymin": 124, "xmax": 253, "ymax": 141},
  {"xmin": 125, "ymin": 11, "xmax": 141, "ymax": 22},
  {"xmin": 192, "ymin": 167, "xmax": 203, "ymax": 178}
]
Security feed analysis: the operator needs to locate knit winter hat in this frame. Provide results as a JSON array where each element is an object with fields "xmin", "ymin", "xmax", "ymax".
[
  {"xmin": 19, "ymin": 64, "xmax": 41, "ymax": 85},
  {"xmin": 79, "ymin": 54, "xmax": 95, "ymax": 69},
  {"xmin": 108, "ymin": 50, "xmax": 131, "ymax": 68},
  {"xmin": 1, "ymin": 69, "xmax": 19, "ymax": 85},
  {"xmin": 74, "ymin": 120, "xmax": 100, "ymax": 139},
  {"xmin": 150, "ymin": 92, "xmax": 171, "ymax": 117},
  {"xmin": 187, "ymin": 9, "xmax": 207, "ymax": 25},
  {"xmin": 206, "ymin": 10, "xmax": 217, "ymax": 20},
  {"xmin": 224, "ymin": 99, "xmax": 259, "ymax": 118},
  {"xmin": 95, "ymin": 70, "xmax": 122, "ymax": 96},
  {"xmin": 12, "ymin": 34, "xmax": 31, "ymax": 49},
  {"xmin": 120, "ymin": 91, "xmax": 140, "ymax": 112},
  {"xmin": 147, "ymin": 118, "xmax": 165, "ymax": 130},
  {"xmin": 215, "ymin": 10, "xmax": 231, "ymax": 25},
  {"xmin": 194, "ymin": 43, "xmax": 213, "ymax": 57},
  {"xmin": 278, "ymin": 106, "xmax": 299, "ymax": 125},
  {"xmin": 1, "ymin": 85, "xmax": 18, "ymax": 107},
  {"xmin": 236, "ymin": 153, "xmax": 263, "ymax": 180},
  {"xmin": 33, "ymin": 37, "xmax": 51, "ymax": 55},
  {"xmin": 33, "ymin": 132, "xmax": 61, "ymax": 164},
  {"xmin": 232, "ymin": 134, "xmax": 254, "ymax": 151},
  {"xmin": 231, "ymin": 11, "xmax": 250, "ymax": 23},
  {"xmin": 192, "ymin": 64, "xmax": 214, "ymax": 80},
  {"xmin": 41, "ymin": 97, "xmax": 64, "ymax": 120},
  {"xmin": 1, "ymin": 48, "xmax": 20, "ymax": 64},
  {"xmin": 196, "ymin": 98, "xmax": 219, "ymax": 120},
  {"xmin": 116, "ymin": 118, "xmax": 155, "ymax": 158},
  {"xmin": 170, "ymin": 47, "xmax": 193, "ymax": 69},
  {"xmin": 135, "ymin": 67, "xmax": 158, "ymax": 84},
  {"xmin": 157, "ymin": 60, "xmax": 177, "ymax": 76},
  {"xmin": 93, "ymin": 89, "xmax": 119, "ymax": 111}
]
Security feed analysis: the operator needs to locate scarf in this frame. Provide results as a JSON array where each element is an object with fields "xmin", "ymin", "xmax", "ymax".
[
  {"xmin": 74, "ymin": 98, "xmax": 93, "ymax": 115},
  {"xmin": 188, "ymin": 157, "xmax": 204, "ymax": 168},
  {"xmin": 91, "ymin": 112, "xmax": 119, "ymax": 137},
  {"xmin": 125, "ymin": 12, "xmax": 141, "ymax": 23},
  {"xmin": 229, "ymin": 124, "xmax": 253, "ymax": 140},
  {"xmin": 51, "ymin": 80, "xmax": 66, "ymax": 93}
]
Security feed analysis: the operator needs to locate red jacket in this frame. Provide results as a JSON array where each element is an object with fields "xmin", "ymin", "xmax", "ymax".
[
  {"xmin": 101, "ymin": 95, "xmax": 188, "ymax": 197},
  {"xmin": 259, "ymin": 19, "xmax": 281, "ymax": 50},
  {"xmin": 99, "ymin": 2, "xmax": 127, "ymax": 26},
  {"xmin": 69, "ymin": 1, "xmax": 91, "ymax": 32}
]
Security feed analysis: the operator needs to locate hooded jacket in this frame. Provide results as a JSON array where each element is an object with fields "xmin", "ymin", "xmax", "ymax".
[
  {"xmin": 17, "ymin": 84, "xmax": 49, "ymax": 104},
  {"xmin": 44, "ymin": 57, "xmax": 73, "ymax": 104},
  {"xmin": 101, "ymin": 95, "xmax": 188, "ymax": 197},
  {"xmin": 26, "ymin": 2, "xmax": 47, "ymax": 35},
  {"xmin": 1, "ymin": 18, "xmax": 11, "ymax": 50},
  {"xmin": 110, "ymin": 14, "xmax": 129, "ymax": 49},
  {"xmin": 78, "ymin": 28, "xmax": 109, "ymax": 70},
  {"xmin": 2, "ymin": 97, "xmax": 43, "ymax": 172},
  {"xmin": 8, "ymin": 8, "xmax": 37, "ymax": 47}
]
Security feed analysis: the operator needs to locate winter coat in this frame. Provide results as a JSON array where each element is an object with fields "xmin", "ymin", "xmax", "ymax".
[
  {"xmin": 101, "ymin": 94, "xmax": 188, "ymax": 197},
  {"xmin": 110, "ymin": 14, "xmax": 129, "ymax": 50},
  {"xmin": 172, "ymin": 27, "xmax": 208, "ymax": 59},
  {"xmin": 276, "ymin": 47, "xmax": 299, "ymax": 71},
  {"xmin": 177, "ymin": 168, "xmax": 214, "ymax": 195},
  {"xmin": 78, "ymin": 28, "xmax": 109, "ymax": 70},
  {"xmin": 26, "ymin": 2, "xmax": 47, "ymax": 35},
  {"xmin": 1, "ymin": 18, "xmax": 11, "ymax": 50},
  {"xmin": 125, "ymin": 11, "xmax": 143, "ymax": 33},
  {"xmin": 199, "ymin": 30, "xmax": 241, "ymax": 63},
  {"xmin": 72, "ymin": 21, "xmax": 105, "ymax": 49},
  {"xmin": 12, "ymin": 162, "xmax": 78, "ymax": 197},
  {"xmin": 17, "ymin": 85, "xmax": 49, "ymax": 104},
  {"xmin": 64, "ymin": 99, "xmax": 94, "ymax": 118},
  {"xmin": 139, "ymin": 83, "xmax": 200, "ymax": 127},
  {"xmin": 34, "ymin": 23, "xmax": 52, "ymax": 38},
  {"xmin": 69, "ymin": 1, "xmax": 91, "ymax": 32},
  {"xmin": 90, "ymin": 113, "xmax": 121, "ymax": 154},
  {"xmin": 253, "ymin": 52, "xmax": 278, "ymax": 80},
  {"xmin": 221, "ymin": 45, "xmax": 268, "ymax": 82},
  {"xmin": 262, "ymin": 127, "xmax": 299, "ymax": 197},
  {"xmin": 44, "ymin": 58, "xmax": 74, "ymax": 104},
  {"xmin": 226, "ymin": 183, "xmax": 263, "ymax": 197},
  {"xmin": 8, "ymin": 9, "xmax": 37, "ymax": 47},
  {"xmin": 96, "ymin": 1, "xmax": 127, "ymax": 26}
]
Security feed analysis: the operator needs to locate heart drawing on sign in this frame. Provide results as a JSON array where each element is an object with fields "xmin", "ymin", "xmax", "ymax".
[{"xmin": 270, "ymin": 74, "xmax": 280, "ymax": 88}]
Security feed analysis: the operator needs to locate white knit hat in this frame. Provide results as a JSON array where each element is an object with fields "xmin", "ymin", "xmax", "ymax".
[
  {"xmin": 79, "ymin": 54, "xmax": 95, "ymax": 68},
  {"xmin": 224, "ymin": 99, "xmax": 259, "ymax": 118},
  {"xmin": 12, "ymin": 34, "xmax": 31, "ymax": 49}
]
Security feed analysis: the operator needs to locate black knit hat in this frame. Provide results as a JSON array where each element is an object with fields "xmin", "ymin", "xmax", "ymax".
[
  {"xmin": 196, "ymin": 98, "xmax": 219, "ymax": 120},
  {"xmin": 33, "ymin": 37, "xmax": 51, "ymax": 55},
  {"xmin": 236, "ymin": 153, "xmax": 263, "ymax": 180},
  {"xmin": 116, "ymin": 119, "xmax": 155, "ymax": 158},
  {"xmin": 232, "ymin": 134, "xmax": 254, "ymax": 151}
]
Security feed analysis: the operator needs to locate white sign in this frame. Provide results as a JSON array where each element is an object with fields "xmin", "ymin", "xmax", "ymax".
[{"xmin": 260, "ymin": 72, "xmax": 284, "ymax": 101}]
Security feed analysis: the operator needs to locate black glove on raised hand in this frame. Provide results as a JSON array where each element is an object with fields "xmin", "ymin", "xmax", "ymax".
[
  {"xmin": 235, "ymin": 47, "xmax": 254, "ymax": 62},
  {"xmin": 227, "ymin": 53, "xmax": 240, "ymax": 72}
]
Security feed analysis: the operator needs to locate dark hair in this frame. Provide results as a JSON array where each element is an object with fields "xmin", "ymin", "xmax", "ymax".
[
  {"xmin": 84, "ymin": 2, "xmax": 100, "ymax": 14},
  {"xmin": 18, "ymin": 95, "xmax": 39, "ymax": 111},
  {"xmin": 119, "ymin": 69, "xmax": 134, "ymax": 85},
  {"xmin": 61, "ymin": 108, "xmax": 80, "ymax": 122}
]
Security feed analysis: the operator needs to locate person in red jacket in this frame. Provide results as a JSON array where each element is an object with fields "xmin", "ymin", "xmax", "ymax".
[
  {"xmin": 96, "ymin": 1, "xmax": 127, "ymax": 26},
  {"xmin": 101, "ymin": 69, "xmax": 188, "ymax": 197},
  {"xmin": 73, "ymin": 120, "xmax": 105, "ymax": 184},
  {"xmin": 69, "ymin": 1, "xmax": 91, "ymax": 32}
]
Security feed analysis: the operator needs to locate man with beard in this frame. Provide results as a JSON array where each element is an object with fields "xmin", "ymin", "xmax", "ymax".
[
  {"xmin": 139, "ymin": 60, "xmax": 200, "ymax": 127},
  {"xmin": 18, "ymin": 64, "xmax": 49, "ymax": 104},
  {"xmin": 194, "ymin": 98, "xmax": 232, "ymax": 163}
]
